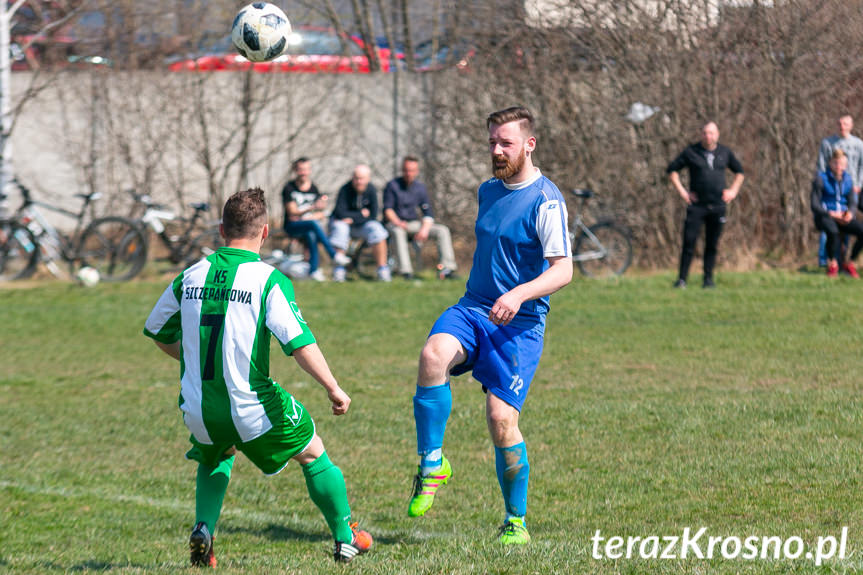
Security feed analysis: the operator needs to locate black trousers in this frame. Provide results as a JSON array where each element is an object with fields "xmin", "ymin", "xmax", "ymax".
[
  {"xmin": 813, "ymin": 213, "xmax": 863, "ymax": 263},
  {"xmin": 678, "ymin": 203, "xmax": 726, "ymax": 282}
]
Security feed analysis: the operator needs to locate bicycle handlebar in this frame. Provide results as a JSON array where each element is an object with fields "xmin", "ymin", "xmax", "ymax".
[
  {"xmin": 128, "ymin": 189, "xmax": 209, "ymax": 214},
  {"xmin": 127, "ymin": 188, "xmax": 165, "ymax": 210}
]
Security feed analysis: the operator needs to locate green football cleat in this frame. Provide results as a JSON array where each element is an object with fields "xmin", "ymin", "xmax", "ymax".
[
  {"xmin": 497, "ymin": 517, "xmax": 531, "ymax": 545},
  {"xmin": 408, "ymin": 457, "xmax": 452, "ymax": 517}
]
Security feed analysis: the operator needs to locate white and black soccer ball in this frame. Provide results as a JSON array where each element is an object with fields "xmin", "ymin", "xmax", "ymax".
[
  {"xmin": 231, "ymin": 2, "xmax": 291, "ymax": 62},
  {"xmin": 76, "ymin": 266, "xmax": 100, "ymax": 287}
]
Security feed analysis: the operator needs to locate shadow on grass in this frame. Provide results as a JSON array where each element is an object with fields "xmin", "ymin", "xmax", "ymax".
[
  {"xmin": 221, "ymin": 522, "xmax": 329, "ymax": 544},
  {"xmin": 68, "ymin": 560, "xmax": 148, "ymax": 571},
  {"xmin": 220, "ymin": 522, "xmax": 423, "ymax": 547},
  {"xmin": 798, "ymin": 264, "xmax": 826, "ymax": 275}
]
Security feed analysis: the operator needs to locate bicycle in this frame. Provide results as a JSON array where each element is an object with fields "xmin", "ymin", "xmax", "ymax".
[
  {"xmin": 0, "ymin": 197, "xmax": 39, "ymax": 281},
  {"xmin": 0, "ymin": 179, "xmax": 147, "ymax": 282},
  {"xmin": 127, "ymin": 190, "xmax": 222, "ymax": 269},
  {"xmin": 569, "ymin": 188, "xmax": 633, "ymax": 277}
]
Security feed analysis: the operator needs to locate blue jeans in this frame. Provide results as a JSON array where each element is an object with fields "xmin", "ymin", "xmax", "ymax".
[{"xmin": 284, "ymin": 220, "xmax": 336, "ymax": 273}]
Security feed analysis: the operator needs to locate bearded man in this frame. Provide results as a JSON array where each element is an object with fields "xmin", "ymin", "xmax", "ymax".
[{"xmin": 405, "ymin": 106, "xmax": 573, "ymax": 544}]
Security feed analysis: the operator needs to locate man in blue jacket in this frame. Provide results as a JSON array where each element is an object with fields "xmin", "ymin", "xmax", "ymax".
[{"xmin": 812, "ymin": 148, "xmax": 863, "ymax": 278}]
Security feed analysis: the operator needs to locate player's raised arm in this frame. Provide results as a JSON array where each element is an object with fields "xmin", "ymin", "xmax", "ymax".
[{"xmin": 292, "ymin": 343, "xmax": 351, "ymax": 415}]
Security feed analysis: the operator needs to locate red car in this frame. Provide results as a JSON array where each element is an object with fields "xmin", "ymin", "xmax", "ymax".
[{"xmin": 168, "ymin": 27, "xmax": 395, "ymax": 73}]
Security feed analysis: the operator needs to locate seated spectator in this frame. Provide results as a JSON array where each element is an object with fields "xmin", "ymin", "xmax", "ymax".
[
  {"xmin": 329, "ymin": 164, "xmax": 391, "ymax": 282},
  {"xmin": 811, "ymin": 148, "xmax": 863, "ymax": 278},
  {"xmin": 282, "ymin": 157, "xmax": 351, "ymax": 281},
  {"xmin": 815, "ymin": 114, "xmax": 863, "ymax": 265},
  {"xmin": 383, "ymin": 156, "xmax": 458, "ymax": 279}
]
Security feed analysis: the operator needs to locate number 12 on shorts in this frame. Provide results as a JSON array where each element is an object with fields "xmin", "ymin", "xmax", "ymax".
[{"xmin": 509, "ymin": 374, "xmax": 524, "ymax": 396}]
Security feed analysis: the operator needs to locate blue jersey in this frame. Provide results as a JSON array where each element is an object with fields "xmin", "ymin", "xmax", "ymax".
[{"xmin": 459, "ymin": 169, "xmax": 570, "ymax": 333}]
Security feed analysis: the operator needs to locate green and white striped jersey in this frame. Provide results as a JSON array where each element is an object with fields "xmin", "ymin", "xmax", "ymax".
[{"xmin": 143, "ymin": 247, "xmax": 315, "ymax": 445}]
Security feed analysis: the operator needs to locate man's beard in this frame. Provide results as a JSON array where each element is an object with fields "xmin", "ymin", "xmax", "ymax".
[{"xmin": 492, "ymin": 149, "xmax": 525, "ymax": 180}]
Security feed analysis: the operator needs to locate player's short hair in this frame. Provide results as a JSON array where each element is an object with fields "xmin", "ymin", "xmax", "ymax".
[
  {"xmin": 291, "ymin": 157, "xmax": 310, "ymax": 171},
  {"xmin": 403, "ymin": 154, "xmax": 419, "ymax": 165},
  {"xmin": 487, "ymin": 106, "xmax": 535, "ymax": 137},
  {"xmin": 832, "ymin": 148, "xmax": 847, "ymax": 161},
  {"xmin": 222, "ymin": 188, "xmax": 268, "ymax": 240}
]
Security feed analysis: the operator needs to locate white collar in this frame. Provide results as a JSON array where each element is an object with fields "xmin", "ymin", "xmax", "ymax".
[{"xmin": 503, "ymin": 168, "xmax": 542, "ymax": 191}]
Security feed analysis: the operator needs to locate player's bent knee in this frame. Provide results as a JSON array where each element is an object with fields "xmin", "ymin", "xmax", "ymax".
[
  {"xmin": 292, "ymin": 434, "xmax": 325, "ymax": 465},
  {"xmin": 418, "ymin": 344, "xmax": 448, "ymax": 382}
]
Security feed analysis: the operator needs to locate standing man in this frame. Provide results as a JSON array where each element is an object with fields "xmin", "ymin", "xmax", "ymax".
[
  {"xmin": 329, "ymin": 164, "xmax": 391, "ymax": 282},
  {"xmin": 281, "ymin": 157, "xmax": 351, "ymax": 281},
  {"xmin": 817, "ymin": 115, "xmax": 863, "ymax": 192},
  {"xmin": 383, "ymin": 155, "xmax": 458, "ymax": 279},
  {"xmin": 668, "ymin": 121, "xmax": 744, "ymax": 288},
  {"xmin": 816, "ymin": 115, "xmax": 863, "ymax": 265},
  {"xmin": 143, "ymin": 188, "xmax": 372, "ymax": 565},
  {"xmin": 407, "ymin": 106, "xmax": 572, "ymax": 545}
]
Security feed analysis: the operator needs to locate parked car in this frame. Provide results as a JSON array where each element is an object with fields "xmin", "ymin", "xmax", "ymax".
[{"xmin": 168, "ymin": 27, "xmax": 395, "ymax": 73}]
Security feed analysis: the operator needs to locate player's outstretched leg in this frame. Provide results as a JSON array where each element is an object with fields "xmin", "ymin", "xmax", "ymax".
[
  {"xmin": 410, "ymin": 381, "xmax": 453, "ymax": 517},
  {"xmin": 190, "ymin": 456, "xmax": 234, "ymax": 567},
  {"xmin": 495, "ymin": 443, "xmax": 531, "ymax": 545},
  {"xmin": 299, "ymin": 440, "xmax": 373, "ymax": 563}
]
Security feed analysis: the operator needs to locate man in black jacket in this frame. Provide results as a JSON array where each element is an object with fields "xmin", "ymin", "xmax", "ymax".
[
  {"xmin": 329, "ymin": 164, "xmax": 391, "ymax": 282},
  {"xmin": 667, "ymin": 122, "xmax": 745, "ymax": 288}
]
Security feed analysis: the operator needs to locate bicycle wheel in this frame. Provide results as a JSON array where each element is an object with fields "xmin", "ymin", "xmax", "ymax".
[
  {"xmin": 78, "ymin": 216, "xmax": 148, "ymax": 282},
  {"xmin": 183, "ymin": 229, "xmax": 223, "ymax": 268},
  {"xmin": 574, "ymin": 222, "xmax": 632, "ymax": 278},
  {"xmin": 0, "ymin": 221, "xmax": 39, "ymax": 280}
]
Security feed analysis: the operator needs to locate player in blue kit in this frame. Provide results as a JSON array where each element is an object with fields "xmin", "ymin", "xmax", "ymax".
[{"xmin": 407, "ymin": 106, "xmax": 573, "ymax": 544}]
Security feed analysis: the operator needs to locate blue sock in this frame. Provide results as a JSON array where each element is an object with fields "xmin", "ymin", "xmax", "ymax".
[
  {"xmin": 413, "ymin": 383, "xmax": 451, "ymax": 474},
  {"xmin": 495, "ymin": 442, "xmax": 529, "ymax": 520}
]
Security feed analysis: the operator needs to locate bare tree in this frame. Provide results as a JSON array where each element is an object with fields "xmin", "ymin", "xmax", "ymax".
[{"xmin": 414, "ymin": 0, "xmax": 863, "ymax": 267}]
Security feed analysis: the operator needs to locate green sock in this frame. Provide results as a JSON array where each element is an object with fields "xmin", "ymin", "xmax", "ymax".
[
  {"xmin": 195, "ymin": 456, "xmax": 234, "ymax": 534},
  {"xmin": 302, "ymin": 451, "xmax": 353, "ymax": 543}
]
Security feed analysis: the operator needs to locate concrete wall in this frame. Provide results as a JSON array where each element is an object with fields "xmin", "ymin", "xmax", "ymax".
[{"xmin": 7, "ymin": 69, "xmax": 434, "ymax": 228}]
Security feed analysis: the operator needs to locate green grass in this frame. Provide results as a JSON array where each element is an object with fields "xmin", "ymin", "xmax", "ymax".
[{"xmin": 2, "ymin": 270, "xmax": 863, "ymax": 573}]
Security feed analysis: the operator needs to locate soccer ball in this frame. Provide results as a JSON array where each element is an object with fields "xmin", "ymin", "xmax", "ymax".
[
  {"xmin": 231, "ymin": 2, "xmax": 291, "ymax": 62},
  {"xmin": 76, "ymin": 266, "xmax": 100, "ymax": 287}
]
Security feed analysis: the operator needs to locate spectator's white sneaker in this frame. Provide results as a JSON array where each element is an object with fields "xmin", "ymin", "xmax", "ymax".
[
  {"xmin": 310, "ymin": 269, "xmax": 327, "ymax": 282},
  {"xmin": 377, "ymin": 266, "xmax": 392, "ymax": 282},
  {"xmin": 333, "ymin": 266, "xmax": 347, "ymax": 283},
  {"xmin": 333, "ymin": 252, "xmax": 352, "ymax": 267}
]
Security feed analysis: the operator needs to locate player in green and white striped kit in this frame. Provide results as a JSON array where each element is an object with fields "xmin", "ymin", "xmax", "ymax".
[{"xmin": 144, "ymin": 188, "xmax": 372, "ymax": 566}]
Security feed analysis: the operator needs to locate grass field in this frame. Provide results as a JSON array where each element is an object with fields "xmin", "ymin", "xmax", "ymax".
[{"xmin": 2, "ymin": 270, "xmax": 863, "ymax": 574}]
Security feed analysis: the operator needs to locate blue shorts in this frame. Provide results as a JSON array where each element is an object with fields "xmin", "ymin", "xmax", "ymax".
[{"xmin": 428, "ymin": 304, "xmax": 544, "ymax": 411}]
